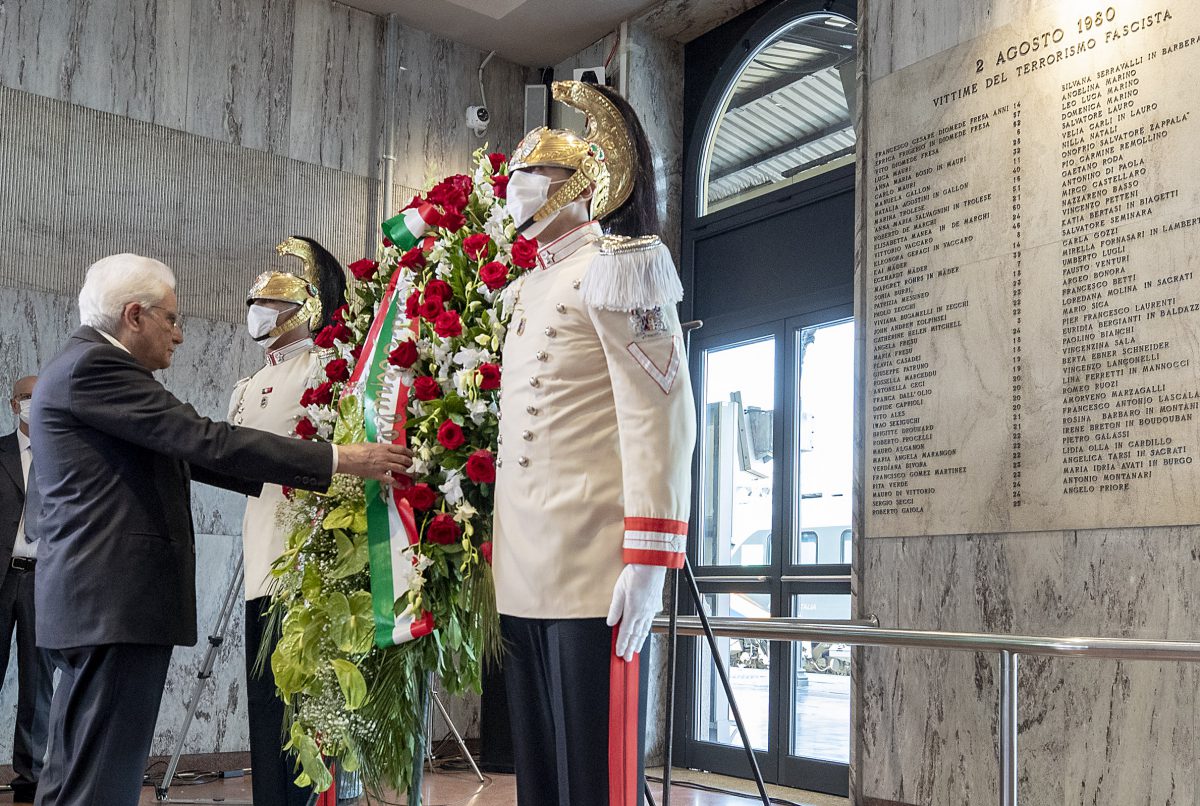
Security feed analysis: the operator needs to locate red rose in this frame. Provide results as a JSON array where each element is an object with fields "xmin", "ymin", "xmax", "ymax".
[
  {"xmin": 398, "ymin": 246, "xmax": 425, "ymax": 270},
  {"xmin": 433, "ymin": 310, "xmax": 462, "ymax": 338},
  {"xmin": 331, "ymin": 323, "xmax": 353, "ymax": 343},
  {"xmin": 348, "ymin": 258, "xmax": 378, "ymax": 281},
  {"xmin": 301, "ymin": 381, "xmax": 334, "ymax": 407},
  {"xmin": 426, "ymin": 513, "xmax": 461, "ymax": 545},
  {"xmin": 388, "ymin": 340, "xmax": 418, "ymax": 368},
  {"xmin": 479, "ymin": 541, "xmax": 493, "ymax": 564},
  {"xmin": 465, "ymin": 449, "xmax": 496, "ymax": 484},
  {"xmin": 405, "ymin": 291, "xmax": 421, "ymax": 319},
  {"xmin": 463, "ymin": 234, "xmax": 492, "ymax": 261},
  {"xmin": 419, "ymin": 297, "xmax": 444, "ymax": 321},
  {"xmin": 449, "ymin": 174, "xmax": 474, "ymax": 194},
  {"xmin": 487, "ymin": 152, "xmax": 506, "ymax": 173},
  {"xmin": 437, "ymin": 420, "xmax": 465, "ymax": 450},
  {"xmin": 439, "ymin": 210, "xmax": 466, "ymax": 232},
  {"xmin": 295, "ymin": 417, "xmax": 317, "ymax": 439},
  {"xmin": 477, "ymin": 362, "xmax": 501, "ymax": 391},
  {"xmin": 282, "ymin": 485, "xmax": 295, "ymax": 499},
  {"xmin": 425, "ymin": 279, "xmax": 452, "ymax": 301},
  {"xmin": 511, "ymin": 236, "xmax": 538, "ymax": 268},
  {"xmin": 403, "ymin": 483, "xmax": 437, "ymax": 511},
  {"xmin": 382, "ymin": 237, "xmax": 394, "ymax": 248},
  {"xmin": 479, "ymin": 261, "xmax": 508, "ymax": 291},
  {"xmin": 413, "ymin": 376, "xmax": 441, "ymax": 401},
  {"xmin": 313, "ymin": 326, "xmax": 337, "ymax": 349},
  {"xmin": 325, "ymin": 358, "xmax": 350, "ymax": 382},
  {"xmin": 491, "ymin": 174, "xmax": 509, "ymax": 199},
  {"xmin": 331, "ymin": 304, "xmax": 348, "ymax": 324}
]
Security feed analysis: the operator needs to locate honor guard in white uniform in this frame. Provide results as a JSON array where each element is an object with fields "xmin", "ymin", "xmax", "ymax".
[
  {"xmin": 494, "ymin": 81, "xmax": 696, "ymax": 806},
  {"xmin": 228, "ymin": 237, "xmax": 347, "ymax": 806}
]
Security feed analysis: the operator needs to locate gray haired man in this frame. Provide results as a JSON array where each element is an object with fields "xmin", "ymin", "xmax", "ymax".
[{"xmin": 28, "ymin": 254, "xmax": 410, "ymax": 806}]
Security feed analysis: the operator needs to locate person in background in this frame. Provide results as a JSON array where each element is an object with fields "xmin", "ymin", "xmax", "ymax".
[
  {"xmin": 0, "ymin": 375, "xmax": 52, "ymax": 804},
  {"xmin": 229, "ymin": 236, "xmax": 348, "ymax": 806}
]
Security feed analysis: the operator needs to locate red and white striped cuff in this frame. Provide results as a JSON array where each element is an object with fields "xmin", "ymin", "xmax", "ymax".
[{"xmin": 623, "ymin": 516, "xmax": 687, "ymax": 568}]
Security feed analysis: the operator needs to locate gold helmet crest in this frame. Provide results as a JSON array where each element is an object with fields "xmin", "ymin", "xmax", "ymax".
[{"xmin": 508, "ymin": 81, "xmax": 638, "ymax": 225}]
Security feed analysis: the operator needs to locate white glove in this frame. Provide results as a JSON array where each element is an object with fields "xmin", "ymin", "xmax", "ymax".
[{"xmin": 606, "ymin": 563, "xmax": 668, "ymax": 662}]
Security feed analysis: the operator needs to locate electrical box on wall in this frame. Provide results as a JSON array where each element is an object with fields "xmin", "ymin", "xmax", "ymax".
[
  {"xmin": 524, "ymin": 84, "xmax": 548, "ymax": 133},
  {"xmin": 572, "ymin": 66, "xmax": 606, "ymax": 85}
]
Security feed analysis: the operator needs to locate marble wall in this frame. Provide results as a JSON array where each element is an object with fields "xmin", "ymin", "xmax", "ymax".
[
  {"xmin": 856, "ymin": 1, "xmax": 1200, "ymax": 804},
  {"xmin": 0, "ymin": 0, "xmax": 531, "ymax": 760}
]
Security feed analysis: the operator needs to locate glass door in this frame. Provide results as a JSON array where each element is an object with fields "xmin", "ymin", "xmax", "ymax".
[{"xmin": 678, "ymin": 312, "xmax": 854, "ymax": 796}]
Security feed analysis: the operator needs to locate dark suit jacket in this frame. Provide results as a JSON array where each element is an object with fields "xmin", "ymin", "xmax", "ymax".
[
  {"xmin": 0, "ymin": 431, "xmax": 24, "ymax": 590},
  {"xmin": 28, "ymin": 326, "xmax": 334, "ymax": 649}
]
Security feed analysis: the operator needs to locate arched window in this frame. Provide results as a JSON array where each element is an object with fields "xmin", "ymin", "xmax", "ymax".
[{"xmin": 698, "ymin": 12, "xmax": 857, "ymax": 216}]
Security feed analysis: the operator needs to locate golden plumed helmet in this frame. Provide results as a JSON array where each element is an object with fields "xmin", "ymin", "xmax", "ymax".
[
  {"xmin": 508, "ymin": 80, "xmax": 638, "ymax": 226},
  {"xmin": 244, "ymin": 238, "xmax": 323, "ymax": 338}
]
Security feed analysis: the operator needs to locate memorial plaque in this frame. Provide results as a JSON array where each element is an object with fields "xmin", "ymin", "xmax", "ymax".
[{"xmin": 867, "ymin": 3, "xmax": 1200, "ymax": 536}]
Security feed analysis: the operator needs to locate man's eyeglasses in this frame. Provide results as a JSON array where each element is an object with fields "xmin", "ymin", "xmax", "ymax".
[{"xmin": 149, "ymin": 306, "xmax": 184, "ymax": 332}]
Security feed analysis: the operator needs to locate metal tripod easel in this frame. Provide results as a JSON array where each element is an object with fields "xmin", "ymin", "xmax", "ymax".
[
  {"xmin": 156, "ymin": 555, "xmax": 252, "ymax": 804},
  {"xmin": 658, "ymin": 320, "xmax": 771, "ymax": 806}
]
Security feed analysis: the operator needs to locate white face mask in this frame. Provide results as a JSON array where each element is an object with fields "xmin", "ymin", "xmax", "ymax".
[
  {"xmin": 247, "ymin": 304, "xmax": 282, "ymax": 341},
  {"xmin": 17, "ymin": 400, "xmax": 31, "ymax": 424},
  {"xmin": 506, "ymin": 171, "xmax": 560, "ymax": 238}
]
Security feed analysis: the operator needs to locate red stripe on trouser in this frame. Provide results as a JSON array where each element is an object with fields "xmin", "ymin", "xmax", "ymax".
[{"xmin": 608, "ymin": 628, "xmax": 640, "ymax": 806}]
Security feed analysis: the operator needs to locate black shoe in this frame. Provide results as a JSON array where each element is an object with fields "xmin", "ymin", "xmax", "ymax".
[{"xmin": 10, "ymin": 782, "xmax": 36, "ymax": 803}]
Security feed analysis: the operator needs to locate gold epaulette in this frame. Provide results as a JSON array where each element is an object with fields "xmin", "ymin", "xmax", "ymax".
[{"xmin": 597, "ymin": 234, "xmax": 662, "ymax": 255}]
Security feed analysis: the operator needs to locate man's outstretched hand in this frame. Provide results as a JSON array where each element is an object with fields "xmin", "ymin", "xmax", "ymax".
[{"xmin": 336, "ymin": 442, "xmax": 413, "ymax": 485}]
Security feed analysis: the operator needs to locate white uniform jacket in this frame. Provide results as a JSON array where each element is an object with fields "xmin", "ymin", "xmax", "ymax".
[
  {"xmin": 494, "ymin": 222, "xmax": 696, "ymax": 619},
  {"xmin": 229, "ymin": 338, "xmax": 325, "ymax": 600}
]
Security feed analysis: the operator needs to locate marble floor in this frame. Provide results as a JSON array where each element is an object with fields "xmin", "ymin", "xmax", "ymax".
[{"xmin": 0, "ymin": 767, "xmax": 847, "ymax": 806}]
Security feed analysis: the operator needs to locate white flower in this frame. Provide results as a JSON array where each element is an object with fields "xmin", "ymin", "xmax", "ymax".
[
  {"xmin": 453, "ymin": 501, "xmax": 478, "ymax": 523},
  {"xmin": 452, "ymin": 345, "xmax": 490, "ymax": 371},
  {"xmin": 467, "ymin": 398, "xmax": 491, "ymax": 425},
  {"xmin": 410, "ymin": 454, "xmax": 430, "ymax": 476},
  {"xmin": 439, "ymin": 469, "xmax": 464, "ymax": 505},
  {"xmin": 434, "ymin": 260, "xmax": 453, "ymax": 280}
]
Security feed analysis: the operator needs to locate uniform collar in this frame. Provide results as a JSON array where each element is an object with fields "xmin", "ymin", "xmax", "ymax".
[
  {"xmin": 266, "ymin": 337, "xmax": 314, "ymax": 366},
  {"xmin": 536, "ymin": 222, "xmax": 602, "ymax": 269}
]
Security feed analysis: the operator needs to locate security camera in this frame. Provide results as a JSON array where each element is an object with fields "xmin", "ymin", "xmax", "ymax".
[{"xmin": 466, "ymin": 105, "xmax": 490, "ymax": 136}]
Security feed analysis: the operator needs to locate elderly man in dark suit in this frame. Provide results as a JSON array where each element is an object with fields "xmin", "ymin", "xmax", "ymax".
[
  {"xmin": 0, "ymin": 375, "xmax": 53, "ymax": 803},
  {"xmin": 27, "ymin": 253, "xmax": 410, "ymax": 806}
]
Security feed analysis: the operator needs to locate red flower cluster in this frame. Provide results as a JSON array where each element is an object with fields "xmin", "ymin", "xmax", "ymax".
[
  {"xmin": 325, "ymin": 359, "xmax": 350, "ymax": 382},
  {"xmin": 479, "ymin": 261, "xmax": 508, "ymax": 291},
  {"xmin": 295, "ymin": 417, "xmax": 317, "ymax": 439},
  {"xmin": 479, "ymin": 541, "xmax": 493, "ymax": 564},
  {"xmin": 331, "ymin": 304, "xmax": 348, "ymax": 324},
  {"xmin": 491, "ymin": 174, "xmax": 509, "ymax": 199},
  {"xmin": 487, "ymin": 153, "xmax": 506, "ymax": 173},
  {"xmin": 398, "ymin": 246, "xmax": 425, "ymax": 271},
  {"xmin": 413, "ymin": 376, "xmax": 441, "ymax": 401},
  {"xmin": 478, "ymin": 363, "xmax": 500, "ymax": 391},
  {"xmin": 348, "ymin": 259, "xmax": 379, "ymax": 281},
  {"xmin": 511, "ymin": 236, "xmax": 538, "ymax": 269},
  {"xmin": 398, "ymin": 483, "xmax": 437, "ymax": 511},
  {"xmin": 388, "ymin": 340, "xmax": 418, "ymax": 368},
  {"xmin": 437, "ymin": 420, "xmax": 465, "ymax": 450},
  {"xmin": 465, "ymin": 449, "xmax": 495, "ymax": 484},
  {"xmin": 426, "ymin": 513, "xmax": 461, "ymax": 545},
  {"xmin": 314, "ymin": 323, "xmax": 353, "ymax": 348},
  {"xmin": 463, "ymin": 233, "xmax": 492, "ymax": 261},
  {"xmin": 433, "ymin": 310, "xmax": 462, "ymax": 338},
  {"xmin": 300, "ymin": 381, "xmax": 334, "ymax": 407}
]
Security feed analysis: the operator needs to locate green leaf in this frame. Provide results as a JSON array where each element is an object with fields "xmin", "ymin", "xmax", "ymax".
[
  {"xmin": 326, "ymin": 591, "xmax": 375, "ymax": 654},
  {"xmin": 323, "ymin": 506, "xmax": 356, "ymax": 530},
  {"xmin": 331, "ymin": 658, "xmax": 369, "ymax": 710},
  {"xmin": 288, "ymin": 722, "xmax": 333, "ymax": 791},
  {"xmin": 330, "ymin": 530, "xmax": 369, "ymax": 579},
  {"xmin": 270, "ymin": 633, "xmax": 308, "ymax": 698},
  {"xmin": 301, "ymin": 563, "xmax": 323, "ymax": 602}
]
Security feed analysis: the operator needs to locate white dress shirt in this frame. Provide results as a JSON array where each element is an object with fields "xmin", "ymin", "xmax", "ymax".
[{"xmin": 13, "ymin": 430, "xmax": 35, "ymax": 559}]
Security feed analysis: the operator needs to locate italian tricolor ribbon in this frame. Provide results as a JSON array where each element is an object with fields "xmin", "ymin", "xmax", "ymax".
[{"xmin": 360, "ymin": 203, "xmax": 439, "ymax": 648}]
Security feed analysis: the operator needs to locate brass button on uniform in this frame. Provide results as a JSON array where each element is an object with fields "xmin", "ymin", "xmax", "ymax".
[
  {"xmin": 529, "ymin": 377, "xmax": 541, "ymax": 388},
  {"xmin": 544, "ymin": 326, "xmax": 557, "ymax": 338},
  {"xmin": 535, "ymin": 350, "xmax": 548, "ymax": 361},
  {"xmin": 526, "ymin": 405, "xmax": 539, "ymax": 415},
  {"xmin": 572, "ymin": 279, "xmax": 581, "ymax": 290},
  {"xmin": 518, "ymin": 456, "xmax": 530, "ymax": 467},
  {"xmin": 522, "ymin": 430, "xmax": 533, "ymax": 441},
  {"xmin": 555, "ymin": 303, "xmax": 567, "ymax": 314}
]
